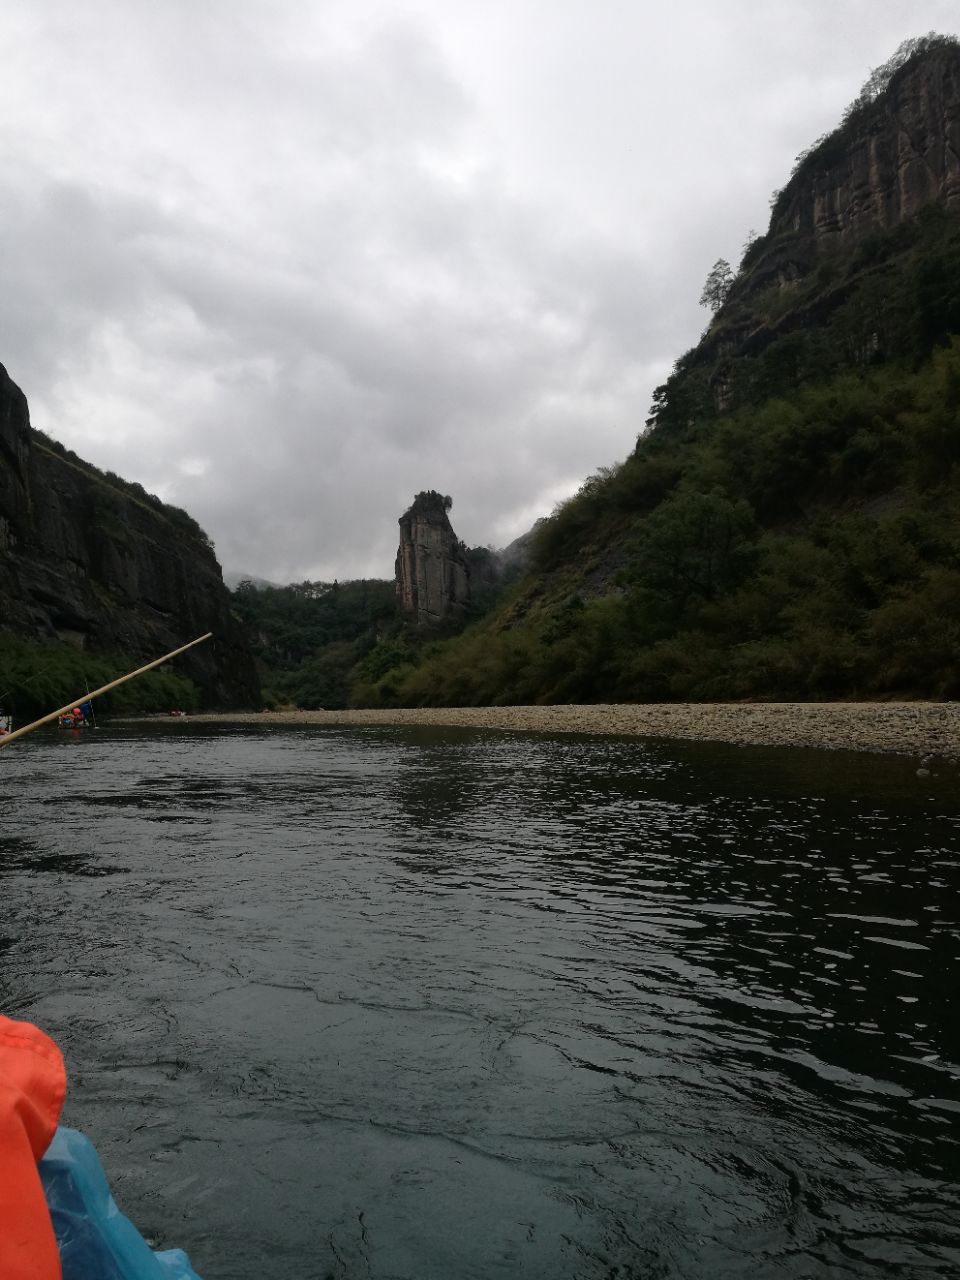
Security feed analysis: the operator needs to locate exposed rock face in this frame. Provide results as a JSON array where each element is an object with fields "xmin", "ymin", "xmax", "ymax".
[
  {"xmin": 662, "ymin": 42, "xmax": 960, "ymax": 421},
  {"xmin": 395, "ymin": 491, "xmax": 470, "ymax": 625},
  {"xmin": 772, "ymin": 46, "xmax": 960, "ymax": 248},
  {"xmin": 0, "ymin": 363, "xmax": 259, "ymax": 707}
]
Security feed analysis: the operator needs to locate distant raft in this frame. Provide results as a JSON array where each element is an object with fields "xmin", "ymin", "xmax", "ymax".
[{"xmin": 58, "ymin": 701, "xmax": 94, "ymax": 730}]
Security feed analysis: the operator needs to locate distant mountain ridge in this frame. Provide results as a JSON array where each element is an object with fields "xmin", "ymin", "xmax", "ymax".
[{"xmin": 223, "ymin": 570, "xmax": 278, "ymax": 591}]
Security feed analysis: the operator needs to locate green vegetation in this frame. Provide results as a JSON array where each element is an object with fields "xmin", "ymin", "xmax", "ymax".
[
  {"xmin": 699, "ymin": 258, "xmax": 734, "ymax": 312},
  {"xmin": 403, "ymin": 489, "xmax": 453, "ymax": 517},
  {"xmin": 0, "ymin": 634, "xmax": 200, "ymax": 722},
  {"xmin": 231, "ymin": 568, "xmax": 517, "ymax": 709},
  {"xmin": 230, "ymin": 578, "xmax": 398, "ymax": 708},
  {"xmin": 360, "ymin": 343, "xmax": 960, "ymax": 705},
  {"xmin": 230, "ymin": 499, "xmax": 516, "ymax": 705}
]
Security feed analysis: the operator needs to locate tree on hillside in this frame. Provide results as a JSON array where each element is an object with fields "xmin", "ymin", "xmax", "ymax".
[{"xmin": 700, "ymin": 259, "xmax": 734, "ymax": 312}]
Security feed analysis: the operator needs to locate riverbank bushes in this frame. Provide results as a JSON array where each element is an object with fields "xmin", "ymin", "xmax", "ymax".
[
  {"xmin": 230, "ymin": 578, "xmax": 397, "ymax": 708},
  {"xmin": 0, "ymin": 635, "xmax": 200, "ymax": 721}
]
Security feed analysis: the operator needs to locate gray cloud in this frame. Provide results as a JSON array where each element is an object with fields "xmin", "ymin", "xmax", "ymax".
[{"xmin": 1, "ymin": 1, "xmax": 958, "ymax": 580}]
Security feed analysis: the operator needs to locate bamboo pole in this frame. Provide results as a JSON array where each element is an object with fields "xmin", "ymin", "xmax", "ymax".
[{"xmin": 0, "ymin": 632, "xmax": 213, "ymax": 749}]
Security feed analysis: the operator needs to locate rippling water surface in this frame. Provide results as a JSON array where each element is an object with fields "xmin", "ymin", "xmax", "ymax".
[{"xmin": 1, "ymin": 724, "xmax": 958, "ymax": 1279}]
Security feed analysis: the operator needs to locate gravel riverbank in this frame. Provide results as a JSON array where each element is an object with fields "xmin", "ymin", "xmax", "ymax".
[{"xmin": 180, "ymin": 702, "xmax": 960, "ymax": 761}]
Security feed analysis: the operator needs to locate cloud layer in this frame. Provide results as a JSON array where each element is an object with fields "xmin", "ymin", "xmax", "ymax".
[{"xmin": 1, "ymin": 0, "xmax": 957, "ymax": 580}]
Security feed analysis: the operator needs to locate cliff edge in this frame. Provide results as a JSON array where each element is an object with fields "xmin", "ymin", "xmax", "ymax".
[
  {"xmin": 0, "ymin": 363, "xmax": 259, "ymax": 707},
  {"xmin": 650, "ymin": 37, "xmax": 960, "ymax": 426}
]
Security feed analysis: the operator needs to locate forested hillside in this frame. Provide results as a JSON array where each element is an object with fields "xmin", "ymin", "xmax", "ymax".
[
  {"xmin": 351, "ymin": 36, "xmax": 960, "ymax": 708},
  {"xmin": 231, "ymin": 578, "xmax": 397, "ymax": 708}
]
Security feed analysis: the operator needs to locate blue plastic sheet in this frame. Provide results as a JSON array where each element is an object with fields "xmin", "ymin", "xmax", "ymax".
[{"xmin": 39, "ymin": 1127, "xmax": 203, "ymax": 1280}]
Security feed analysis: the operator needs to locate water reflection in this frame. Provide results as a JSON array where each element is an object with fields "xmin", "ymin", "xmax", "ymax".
[{"xmin": 0, "ymin": 725, "xmax": 958, "ymax": 1278}]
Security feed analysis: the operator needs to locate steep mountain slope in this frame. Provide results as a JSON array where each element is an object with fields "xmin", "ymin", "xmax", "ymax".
[
  {"xmin": 355, "ymin": 36, "xmax": 960, "ymax": 708},
  {"xmin": 0, "ymin": 364, "xmax": 259, "ymax": 707},
  {"xmin": 653, "ymin": 36, "xmax": 960, "ymax": 430}
]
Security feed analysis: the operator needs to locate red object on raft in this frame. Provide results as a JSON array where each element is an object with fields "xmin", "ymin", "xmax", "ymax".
[{"xmin": 0, "ymin": 1015, "xmax": 67, "ymax": 1279}]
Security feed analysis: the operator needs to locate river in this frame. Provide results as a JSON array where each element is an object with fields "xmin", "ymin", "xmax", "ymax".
[{"xmin": 1, "ymin": 723, "xmax": 958, "ymax": 1279}]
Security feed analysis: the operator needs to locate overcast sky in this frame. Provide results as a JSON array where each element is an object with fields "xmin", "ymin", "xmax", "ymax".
[{"xmin": 1, "ymin": 1, "xmax": 957, "ymax": 582}]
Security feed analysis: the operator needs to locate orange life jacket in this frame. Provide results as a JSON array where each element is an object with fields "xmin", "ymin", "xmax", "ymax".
[{"xmin": 0, "ymin": 1016, "xmax": 66, "ymax": 1279}]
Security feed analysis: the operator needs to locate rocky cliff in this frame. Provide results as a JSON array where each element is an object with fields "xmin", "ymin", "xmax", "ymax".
[
  {"xmin": 395, "ymin": 491, "xmax": 470, "ymax": 625},
  {"xmin": 651, "ymin": 37, "xmax": 960, "ymax": 425},
  {"xmin": 0, "ymin": 363, "xmax": 259, "ymax": 706},
  {"xmin": 771, "ymin": 42, "xmax": 960, "ymax": 248}
]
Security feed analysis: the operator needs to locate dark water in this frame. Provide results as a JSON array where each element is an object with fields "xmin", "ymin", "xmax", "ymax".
[{"xmin": 1, "ymin": 724, "xmax": 958, "ymax": 1279}]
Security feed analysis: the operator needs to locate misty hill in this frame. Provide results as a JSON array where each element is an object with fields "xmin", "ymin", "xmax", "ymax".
[
  {"xmin": 350, "ymin": 35, "xmax": 960, "ymax": 707},
  {"xmin": 0, "ymin": 364, "xmax": 259, "ymax": 714},
  {"xmin": 223, "ymin": 570, "xmax": 279, "ymax": 591}
]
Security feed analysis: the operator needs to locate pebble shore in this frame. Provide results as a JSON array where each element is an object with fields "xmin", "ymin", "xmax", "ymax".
[{"xmin": 182, "ymin": 702, "xmax": 960, "ymax": 760}]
